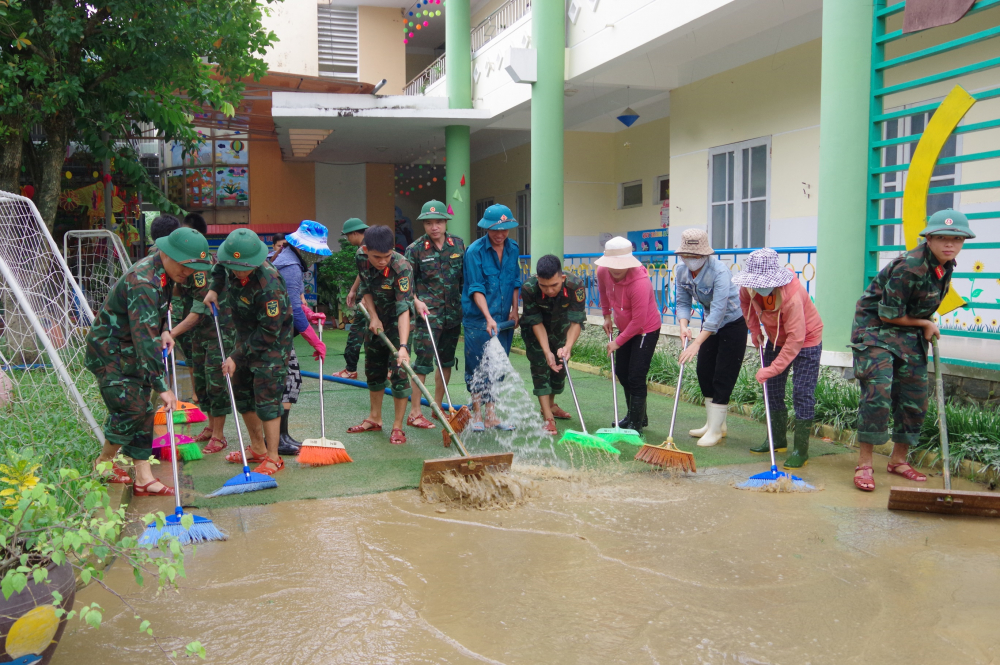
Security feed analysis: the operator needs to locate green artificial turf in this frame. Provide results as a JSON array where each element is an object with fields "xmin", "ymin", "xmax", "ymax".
[{"xmin": 178, "ymin": 329, "xmax": 848, "ymax": 508}]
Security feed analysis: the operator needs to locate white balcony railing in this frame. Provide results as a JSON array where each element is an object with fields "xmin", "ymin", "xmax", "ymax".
[{"xmin": 403, "ymin": 53, "xmax": 446, "ymax": 96}]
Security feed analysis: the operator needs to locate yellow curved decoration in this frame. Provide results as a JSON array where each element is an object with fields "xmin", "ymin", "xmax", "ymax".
[{"xmin": 901, "ymin": 85, "xmax": 975, "ymax": 315}]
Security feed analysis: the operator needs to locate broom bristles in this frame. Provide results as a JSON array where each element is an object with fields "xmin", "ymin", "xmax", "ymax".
[
  {"xmin": 298, "ymin": 438, "xmax": 353, "ymax": 466},
  {"xmin": 634, "ymin": 440, "xmax": 697, "ymax": 473},
  {"xmin": 154, "ymin": 403, "xmax": 208, "ymax": 425},
  {"xmin": 596, "ymin": 431, "xmax": 645, "ymax": 446},
  {"xmin": 558, "ymin": 430, "xmax": 621, "ymax": 455}
]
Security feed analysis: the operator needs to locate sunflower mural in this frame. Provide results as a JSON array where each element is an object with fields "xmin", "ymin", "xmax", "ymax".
[{"xmin": 940, "ymin": 256, "xmax": 1000, "ymax": 334}]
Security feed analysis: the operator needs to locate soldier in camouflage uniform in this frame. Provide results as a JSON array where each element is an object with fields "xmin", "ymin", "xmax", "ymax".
[
  {"xmin": 86, "ymin": 226, "xmax": 212, "ymax": 496},
  {"xmin": 519, "ymin": 255, "xmax": 586, "ymax": 434},
  {"xmin": 403, "ymin": 200, "xmax": 465, "ymax": 428},
  {"xmin": 204, "ymin": 228, "xmax": 294, "ymax": 476},
  {"xmin": 332, "ymin": 217, "xmax": 369, "ymax": 379},
  {"xmin": 849, "ymin": 208, "xmax": 975, "ymax": 492},
  {"xmin": 346, "ymin": 225, "xmax": 414, "ymax": 445}
]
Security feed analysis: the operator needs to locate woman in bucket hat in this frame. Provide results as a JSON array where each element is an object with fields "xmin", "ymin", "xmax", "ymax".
[
  {"xmin": 674, "ymin": 228, "xmax": 747, "ymax": 446},
  {"xmin": 849, "ymin": 208, "xmax": 975, "ymax": 492},
  {"xmin": 733, "ymin": 248, "xmax": 823, "ymax": 469},
  {"xmin": 271, "ymin": 220, "xmax": 332, "ymax": 455},
  {"xmin": 595, "ymin": 237, "xmax": 662, "ymax": 434}
]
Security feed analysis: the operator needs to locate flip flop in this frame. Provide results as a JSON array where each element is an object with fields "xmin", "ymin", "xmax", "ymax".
[
  {"xmin": 470, "ymin": 421, "xmax": 485, "ymax": 432},
  {"xmin": 492, "ymin": 423, "xmax": 517, "ymax": 431},
  {"xmin": 347, "ymin": 418, "xmax": 383, "ymax": 433}
]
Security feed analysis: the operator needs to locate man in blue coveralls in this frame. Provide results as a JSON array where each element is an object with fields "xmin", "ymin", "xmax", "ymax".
[{"xmin": 462, "ymin": 204, "xmax": 522, "ymax": 430}]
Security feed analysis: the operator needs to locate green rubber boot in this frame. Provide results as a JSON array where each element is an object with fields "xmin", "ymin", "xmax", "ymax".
[
  {"xmin": 783, "ymin": 418, "xmax": 812, "ymax": 469},
  {"xmin": 750, "ymin": 408, "xmax": 788, "ymax": 454}
]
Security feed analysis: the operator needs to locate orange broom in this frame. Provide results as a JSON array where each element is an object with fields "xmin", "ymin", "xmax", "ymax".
[
  {"xmin": 297, "ymin": 319, "xmax": 352, "ymax": 466},
  {"xmin": 634, "ymin": 338, "xmax": 696, "ymax": 473}
]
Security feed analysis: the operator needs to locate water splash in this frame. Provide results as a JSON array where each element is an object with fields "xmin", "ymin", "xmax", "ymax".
[{"xmin": 465, "ymin": 336, "xmax": 562, "ymax": 465}]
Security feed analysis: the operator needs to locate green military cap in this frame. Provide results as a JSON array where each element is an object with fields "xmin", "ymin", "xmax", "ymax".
[
  {"xmin": 417, "ymin": 200, "xmax": 452, "ymax": 221},
  {"xmin": 341, "ymin": 218, "xmax": 369, "ymax": 235},
  {"xmin": 157, "ymin": 228, "xmax": 212, "ymax": 269},
  {"xmin": 217, "ymin": 228, "xmax": 268, "ymax": 270},
  {"xmin": 477, "ymin": 203, "xmax": 518, "ymax": 230},
  {"xmin": 920, "ymin": 208, "xmax": 976, "ymax": 239}
]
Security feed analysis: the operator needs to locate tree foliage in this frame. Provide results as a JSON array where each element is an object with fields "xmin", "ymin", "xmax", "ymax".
[{"xmin": 0, "ymin": 0, "xmax": 278, "ymax": 227}]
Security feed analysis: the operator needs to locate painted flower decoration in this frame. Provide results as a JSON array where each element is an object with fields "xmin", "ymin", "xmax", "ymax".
[
  {"xmin": 993, "ymin": 320, "xmax": 997, "ymax": 326},
  {"xmin": 973, "ymin": 261, "xmax": 984, "ymax": 273},
  {"xmin": 974, "ymin": 316, "xmax": 983, "ymax": 325},
  {"xmin": 0, "ymin": 461, "xmax": 41, "ymax": 507}
]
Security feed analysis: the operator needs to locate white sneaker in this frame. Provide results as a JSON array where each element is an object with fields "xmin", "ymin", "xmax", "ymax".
[{"xmin": 697, "ymin": 402, "xmax": 729, "ymax": 447}]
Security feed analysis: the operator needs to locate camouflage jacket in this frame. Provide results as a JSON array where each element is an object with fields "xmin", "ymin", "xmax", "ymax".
[
  {"xmin": 404, "ymin": 233, "xmax": 465, "ymax": 329},
  {"xmin": 85, "ymin": 253, "xmax": 171, "ymax": 392},
  {"xmin": 851, "ymin": 243, "xmax": 953, "ymax": 361},
  {"xmin": 175, "ymin": 252, "xmax": 233, "ymax": 340},
  {"xmin": 210, "ymin": 261, "xmax": 293, "ymax": 367},
  {"xmin": 357, "ymin": 251, "xmax": 414, "ymax": 325},
  {"xmin": 520, "ymin": 274, "xmax": 588, "ymax": 338},
  {"xmin": 355, "ymin": 246, "xmax": 368, "ymax": 275}
]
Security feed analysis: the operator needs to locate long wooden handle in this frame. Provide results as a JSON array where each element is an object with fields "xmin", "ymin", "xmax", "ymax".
[
  {"xmin": 933, "ymin": 339, "xmax": 951, "ymax": 491},
  {"xmin": 357, "ymin": 305, "xmax": 469, "ymax": 457}
]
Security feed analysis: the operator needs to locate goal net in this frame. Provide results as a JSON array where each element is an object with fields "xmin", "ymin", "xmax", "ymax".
[{"xmin": 0, "ymin": 190, "xmax": 106, "ymax": 445}]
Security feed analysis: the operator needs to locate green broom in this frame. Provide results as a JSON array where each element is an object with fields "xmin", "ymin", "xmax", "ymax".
[
  {"xmin": 558, "ymin": 363, "xmax": 620, "ymax": 455},
  {"xmin": 166, "ymin": 311, "xmax": 202, "ymax": 462},
  {"xmin": 596, "ymin": 332, "xmax": 644, "ymax": 446}
]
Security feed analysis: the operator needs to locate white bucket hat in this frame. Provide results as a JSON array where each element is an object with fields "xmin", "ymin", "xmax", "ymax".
[
  {"xmin": 595, "ymin": 236, "xmax": 642, "ymax": 269},
  {"xmin": 731, "ymin": 248, "xmax": 795, "ymax": 289}
]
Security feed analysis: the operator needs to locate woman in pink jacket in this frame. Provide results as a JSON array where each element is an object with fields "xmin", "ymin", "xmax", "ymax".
[
  {"xmin": 595, "ymin": 237, "xmax": 663, "ymax": 434},
  {"xmin": 733, "ymin": 248, "xmax": 823, "ymax": 469}
]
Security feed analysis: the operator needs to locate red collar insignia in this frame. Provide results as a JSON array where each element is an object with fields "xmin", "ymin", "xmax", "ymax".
[
  {"xmin": 563, "ymin": 287, "xmax": 567, "ymax": 298},
  {"xmin": 934, "ymin": 265, "xmax": 945, "ymax": 280},
  {"xmin": 239, "ymin": 277, "xmax": 250, "ymax": 287},
  {"xmin": 424, "ymin": 240, "xmax": 430, "ymax": 250},
  {"xmin": 160, "ymin": 274, "xmax": 167, "ymax": 288},
  {"xmin": 383, "ymin": 266, "xmax": 390, "ymax": 277},
  {"xmin": 447, "ymin": 237, "xmax": 454, "ymax": 246}
]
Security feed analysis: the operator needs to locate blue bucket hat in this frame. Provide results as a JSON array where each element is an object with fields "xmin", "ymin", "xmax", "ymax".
[
  {"xmin": 477, "ymin": 204, "xmax": 518, "ymax": 230},
  {"xmin": 287, "ymin": 220, "xmax": 333, "ymax": 257}
]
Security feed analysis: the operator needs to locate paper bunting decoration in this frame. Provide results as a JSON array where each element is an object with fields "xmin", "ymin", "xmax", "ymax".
[
  {"xmin": 447, "ymin": 204, "xmax": 454, "ymax": 215},
  {"xmin": 452, "ymin": 189, "xmax": 463, "ymax": 202},
  {"xmin": 460, "ymin": 174, "xmax": 466, "ymax": 186}
]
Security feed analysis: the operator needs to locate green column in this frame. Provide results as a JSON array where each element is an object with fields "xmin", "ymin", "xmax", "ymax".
[
  {"xmin": 529, "ymin": 0, "xmax": 565, "ymax": 267},
  {"xmin": 815, "ymin": 0, "xmax": 873, "ymax": 352},
  {"xmin": 446, "ymin": 0, "xmax": 472, "ymax": 244}
]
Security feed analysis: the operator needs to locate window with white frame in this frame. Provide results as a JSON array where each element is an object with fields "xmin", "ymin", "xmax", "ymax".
[
  {"xmin": 879, "ymin": 104, "xmax": 960, "ymax": 247},
  {"xmin": 619, "ymin": 180, "xmax": 643, "ymax": 209},
  {"xmin": 708, "ymin": 137, "xmax": 771, "ymax": 249},
  {"xmin": 515, "ymin": 189, "xmax": 531, "ymax": 254},
  {"xmin": 655, "ymin": 175, "xmax": 670, "ymax": 204}
]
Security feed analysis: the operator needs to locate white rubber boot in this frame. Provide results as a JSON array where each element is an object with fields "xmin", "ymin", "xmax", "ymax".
[
  {"xmin": 697, "ymin": 402, "xmax": 729, "ymax": 447},
  {"xmin": 688, "ymin": 398, "xmax": 713, "ymax": 437}
]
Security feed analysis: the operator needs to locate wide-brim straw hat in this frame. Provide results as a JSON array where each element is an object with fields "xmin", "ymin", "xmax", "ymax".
[
  {"xmin": 595, "ymin": 236, "xmax": 642, "ymax": 269},
  {"xmin": 731, "ymin": 248, "xmax": 795, "ymax": 289},
  {"xmin": 676, "ymin": 228, "xmax": 714, "ymax": 256}
]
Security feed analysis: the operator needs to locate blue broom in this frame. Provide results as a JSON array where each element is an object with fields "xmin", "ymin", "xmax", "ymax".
[
  {"xmin": 140, "ymin": 350, "xmax": 226, "ymax": 545},
  {"xmin": 736, "ymin": 337, "xmax": 814, "ymax": 491},
  {"xmin": 206, "ymin": 303, "xmax": 278, "ymax": 497}
]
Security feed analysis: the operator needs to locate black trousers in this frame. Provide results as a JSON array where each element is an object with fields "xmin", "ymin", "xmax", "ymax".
[
  {"xmin": 695, "ymin": 317, "xmax": 748, "ymax": 405},
  {"xmin": 614, "ymin": 331, "xmax": 660, "ymax": 401}
]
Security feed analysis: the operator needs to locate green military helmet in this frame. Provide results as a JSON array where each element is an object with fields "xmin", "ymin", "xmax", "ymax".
[
  {"xmin": 417, "ymin": 199, "xmax": 452, "ymax": 221},
  {"xmin": 477, "ymin": 203, "xmax": 518, "ymax": 230},
  {"xmin": 218, "ymin": 228, "xmax": 268, "ymax": 270},
  {"xmin": 920, "ymin": 208, "xmax": 976, "ymax": 239},
  {"xmin": 157, "ymin": 228, "xmax": 212, "ymax": 270},
  {"xmin": 341, "ymin": 218, "xmax": 369, "ymax": 235}
]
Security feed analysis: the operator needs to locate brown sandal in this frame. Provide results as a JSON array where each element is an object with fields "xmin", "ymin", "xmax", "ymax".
[
  {"xmin": 887, "ymin": 462, "xmax": 927, "ymax": 482},
  {"xmin": 390, "ymin": 428, "xmax": 407, "ymax": 445},
  {"xmin": 332, "ymin": 369, "xmax": 358, "ymax": 379},
  {"xmin": 347, "ymin": 418, "xmax": 382, "ymax": 433},
  {"xmin": 854, "ymin": 465, "xmax": 875, "ymax": 492},
  {"xmin": 133, "ymin": 480, "xmax": 176, "ymax": 497},
  {"xmin": 542, "ymin": 418, "xmax": 557, "ymax": 435},
  {"xmin": 550, "ymin": 404, "xmax": 572, "ymax": 420},
  {"xmin": 226, "ymin": 447, "xmax": 267, "ymax": 464},
  {"xmin": 202, "ymin": 436, "xmax": 228, "ymax": 454},
  {"xmin": 407, "ymin": 413, "xmax": 435, "ymax": 429},
  {"xmin": 252, "ymin": 456, "xmax": 284, "ymax": 476},
  {"xmin": 192, "ymin": 426, "xmax": 215, "ymax": 443}
]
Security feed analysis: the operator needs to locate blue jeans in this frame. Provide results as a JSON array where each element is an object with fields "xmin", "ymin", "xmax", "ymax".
[{"xmin": 464, "ymin": 325, "xmax": 513, "ymax": 395}]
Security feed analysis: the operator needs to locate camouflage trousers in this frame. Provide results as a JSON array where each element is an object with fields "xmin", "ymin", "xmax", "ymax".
[
  {"xmin": 522, "ymin": 328, "xmax": 566, "ymax": 397},
  {"xmin": 96, "ymin": 363, "xmax": 155, "ymax": 461},
  {"xmin": 364, "ymin": 325, "xmax": 411, "ymax": 399},
  {"xmin": 411, "ymin": 324, "xmax": 460, "ymax": 376},
  {"xmin": 344, "ymin": 309, "xmax": 363, "ymax": 372},
  {"xmin": 853, "ymin": 344, "xmax": 928, "ymax": 446},
  {"xmin": 187, "ymin": 328, "xmax": 232, "ymax": 418},
  {"xmin": 232, "ymin": 363, "xmax": 287, "ymax": 422}
]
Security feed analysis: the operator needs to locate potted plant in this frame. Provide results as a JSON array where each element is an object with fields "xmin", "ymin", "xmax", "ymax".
[
  {"xmin": 0, "ymin": 451, "xmax": 202, "ymax": 663},
  {"xmin": 316, "ymin": 237, "xmax": 362, "ymax": 325}
]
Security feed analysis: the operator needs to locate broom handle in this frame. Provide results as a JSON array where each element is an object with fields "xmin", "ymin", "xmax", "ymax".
[
  {"xmin": 608, "ymin": 331, "xmax": 621, "ymax": 423},
  {"xmin": 669, "ymin": 338, "xmax": 688, "ymax": 441},
  {"xmin": 358, "ymin": 305, "xmax": 470, "ymax": 457},
  {"xmin": 423, "ymin": 311, "xmax": 456, "ymax": 411},
  {"xmin": 563, "ymin": 363, "xmax": 587, "ymax": 434},
  {"xmin": 758, "ymin": 335, "xmax": 777, "ymax": 469},
  {"xmin": 167, "ymin": 310, "xmax": 179, "ymax": 397},
  {"xmin": 933, "ymin": 339, "xmax": 951, "ymax": 491},
  {"xmin": 318, "ymin": 319, "xmax": 325, "ymax": 440},
  {"xmin": 210, "ymin": 302, "xmax": 251, "ymax": 473},
  {"xmin": 162, "ymin": 349, "xmax": 183, "ymax": 513}
]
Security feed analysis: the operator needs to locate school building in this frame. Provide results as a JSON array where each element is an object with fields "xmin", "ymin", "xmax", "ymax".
[{"xmin": 160, "ymin": 0, "xmax": 1000, "ymax": 382}]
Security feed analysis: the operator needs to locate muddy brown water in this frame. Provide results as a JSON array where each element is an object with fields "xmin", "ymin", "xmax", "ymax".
[{"xmin": 56, "ymin": 454, "xmax": 1000, "ymax": 664}]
